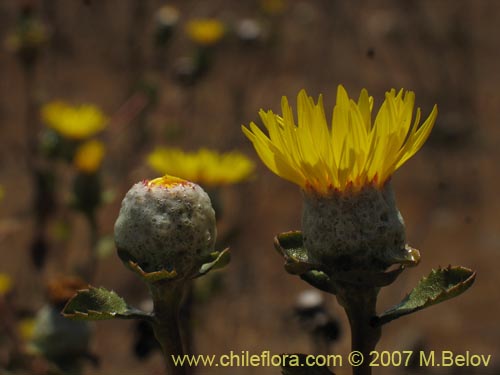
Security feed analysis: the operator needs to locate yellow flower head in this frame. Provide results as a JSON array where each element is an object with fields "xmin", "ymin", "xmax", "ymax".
[
  {"xmin": 185, "ymin": 19, "xmax": 225, "ymax": 46},
  {"xmin": 0, "ymin": 273, "xmax": 12, "ymax": 296},
  {"xmin": 73, "ymin": 139, "xmax": 106, "ymax": 173},
  {"xmin": 242, "ymin": 85, "xmax": 437, "ymax": 195},
  {"xmin": 147, "ymin": 148, "xmax": 255, "ymax": 187},
  {"xmin": 73, "ymin": 140, "xmax": 105, "ymax": 173},
  {"xmin": 41, "ymin": 101, "xmax": 108, "ymax": 140}
]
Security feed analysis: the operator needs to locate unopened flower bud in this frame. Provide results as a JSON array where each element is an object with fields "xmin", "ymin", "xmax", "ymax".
[
  {"xmin": 114, "ymin": 175, "xmax": 217, "ymax": 279},
  {"xmin": 301, "ymin": 183, "xmax": 406, "ymax": 271}
]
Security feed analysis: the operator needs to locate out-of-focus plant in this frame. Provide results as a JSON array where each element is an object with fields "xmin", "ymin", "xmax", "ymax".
[
  {"xmin": 154, "ymin": 5, "xmax": 180, "ymax": 48},
  {"xmin": 236, "ymin": 18, "xmax": 265, "ymax": 45},
  {"xmin": 63, "ymin": 175, "xmax": 230, "ymax": 375},
  {"xmin": 4, "ymin": 4, "xmax": 49, "ymax": 68},
  {"xmin": 5, "ymin": 4, "xmax": 51, "ymax": 272},
  {"xmin": 41, "ymin": 101, "xmax": 107, "ymax": 142},
  {"xmin": 153, "ymin": 5, "xmax": 180, "ymax": 69},
  {"xmin": 39, "ymin": 100, "xmax": 109, "ymax": 279},
  {"xmin": 28, "ymin": 276, "xmax": 93, "ymax": 375},
  {"xmin": 243, "ymin": 86, "xmax": 475, "ymax": 375},
  {"xmin": 72, "ymin": 140, "xmax": 105, "ymax": 175},
  {"xmin": 185, "ymin": 19, "xmax": 225, "ymax": 47},
  {"xmin": 147, "ymin": 147, "xmax": 254, "ymax": 188},
  {"xmin": 175, "ymin": 18, "xmax": 226, "ymax": 85},
  {"xmin": 294, "ymin": 290, "xmax": 341, "ymax": 355}
]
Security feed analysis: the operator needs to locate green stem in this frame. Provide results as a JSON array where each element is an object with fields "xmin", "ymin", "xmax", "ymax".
[
  {"xmin": 150, "ymin": 282, "xmax": 187, "ymax": 375},
  {"xmin": 337, "ymin": 285, "xmax": 381, "ymax": 375}
]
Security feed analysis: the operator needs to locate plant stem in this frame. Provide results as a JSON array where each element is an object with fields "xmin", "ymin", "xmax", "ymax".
[
  {"xmin": 337, "ymin": 285, "xmax": 381, "ymax": 375},
  {"xmin": 150, "ymin": 282, "xmax": 187, "ymax": 375}
]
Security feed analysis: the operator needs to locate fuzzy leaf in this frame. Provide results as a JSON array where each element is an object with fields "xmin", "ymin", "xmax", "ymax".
[
  {"xmin": 126, "ymin": 261, "xmax": 178, "ymax": 283},
  {"xmin": 197, "ymin": 248, "xmax": 230, "ymax": 277},
  {"xmin": 281, "ymin": 353, "xmax": 335, "ymax": 375},
  {"xmin": 385, "ymin": 245, "xmax": 421, "ymax": 267},
  {"xmin": 63, "ymin": 287, "xmax": 152, "ymax": 321},
  {"xmin": 300, "ymin": 270, "xmax": 336, "ymax": 294},
  {"xmin": 274, "ymin": 231, "xmax": 319, "ymax": 274},
  {"xmin": 375, "ymin": 266, "xmax": 475, "ymax": 326}
]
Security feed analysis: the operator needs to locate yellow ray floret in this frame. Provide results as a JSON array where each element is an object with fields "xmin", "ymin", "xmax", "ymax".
[
  {"xmin": 147, "ymin": 148, "xmax": 255, "ymax": 187},
  {"xmin": 242, "ymin": 85, "xmax": 437, "ymax": 195},
  {"xmin": 41, "ymin": 101, "xmax": 108, "ymax": 140}
]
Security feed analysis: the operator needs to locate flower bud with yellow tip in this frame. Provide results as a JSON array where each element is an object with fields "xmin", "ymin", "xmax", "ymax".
[{"xmin": 114, "ymin": 175, "xmax": 217, "ymax": 279}]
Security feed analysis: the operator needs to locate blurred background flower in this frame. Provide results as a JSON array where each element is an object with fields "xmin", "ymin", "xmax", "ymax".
[
  {"xmin": 147, "ymin": 148, "xmax": 255, "ymax": 187},
  {"xmin": 41, "ymin": 101, "xmax": 107, "ymax": 140},
  {"xmin": 73, "ymin": 140, "xmax": 105, "ymax": 174},
  {"xmin": 185, "ymin": 18, "xmax": 225, "ymax": 46}
]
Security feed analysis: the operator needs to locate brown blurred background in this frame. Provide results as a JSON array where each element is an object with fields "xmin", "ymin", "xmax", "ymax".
[{"xmin": 0, "ymin": 0, "xmax": 498, "ymax": 374}]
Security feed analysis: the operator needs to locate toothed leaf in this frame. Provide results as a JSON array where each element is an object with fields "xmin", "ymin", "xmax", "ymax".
[
  {"xmin": 63, "ymin": 287, "xmax": 152, "ymax": 321},
  {"xmin": 375, "ymin": 266, "xmax": 475, "ymax": 326},
  {"xmin": 274, "ymin": 231, "xmax": 319, "ymax": 274},
  {"xmin": 126, "ymin": 261, "xmax": 178, "ymax": 283}
]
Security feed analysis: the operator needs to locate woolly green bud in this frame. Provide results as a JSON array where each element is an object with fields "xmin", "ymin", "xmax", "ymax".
[
  {"xmin": 301, "ymin": 182, "xmax": 406, "ymax": 271},
  {"xmin": 114, "ymin": 175, "xmax": 217, "ymax": 279}
]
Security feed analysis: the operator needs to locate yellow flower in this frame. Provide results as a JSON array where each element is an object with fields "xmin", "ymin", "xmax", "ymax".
[
  {"xmin": 147, "ymin": 148, "xmax": 255, "ymax": 187},
  {"xmin": 185, "ymin": 19, "xmax": 225, "ymax": 46},
  {"xmin": 242, "ymin": 85, "xmax": 437, "ymax": 195},
  {"xmin": 73, "ymin": 140, "xmax": 105, "ymax": 173},
  {"xmin": 41, "ymin": 101, "xmax": 107, "ymax": 140},
  {"xmin": 0, "ymin": 273, "xmax": 12, "ymax": 296}
]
